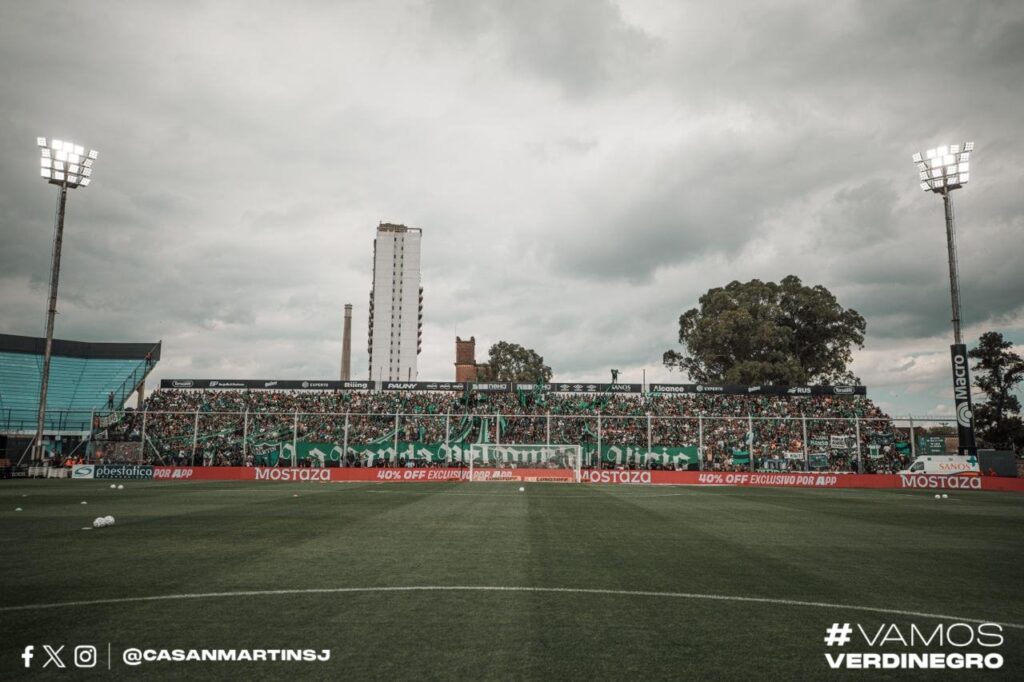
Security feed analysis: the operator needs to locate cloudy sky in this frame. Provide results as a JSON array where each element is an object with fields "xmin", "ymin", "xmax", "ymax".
[{"xmin": 1, "ymin": 0, "xmax": 1022, "ymax": 418}]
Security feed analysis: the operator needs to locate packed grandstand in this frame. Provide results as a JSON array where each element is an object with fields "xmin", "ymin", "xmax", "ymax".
[{"xmin": 93, "ymin": 385, "xmax": 911, "ymax": 474}]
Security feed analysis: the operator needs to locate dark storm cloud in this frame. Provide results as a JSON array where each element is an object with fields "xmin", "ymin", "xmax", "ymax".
[{"xmin": 0, "ymin": 1, "xmax": 1022, "ymax": 418}]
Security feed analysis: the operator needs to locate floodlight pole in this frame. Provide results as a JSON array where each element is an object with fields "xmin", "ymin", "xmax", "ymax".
[
  {"xmin": 913, "ymin": 143, "xmax": 976, "ymax": 458},
  {"xmin": 940, "ymin": 188, "xmax": 976, "ymax": 458},
  {"xmin": 941, "ymin": 189, "xmax": 963, "ymax": 345},
  {"xmin": 34, "ymin": 184, "xmax": 69, "ymax": 462}
]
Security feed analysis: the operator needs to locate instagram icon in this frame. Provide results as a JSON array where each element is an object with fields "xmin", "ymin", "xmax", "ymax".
[{"xmin": 74, "ymin": 645, "xmax": 97, "ymax": 668}]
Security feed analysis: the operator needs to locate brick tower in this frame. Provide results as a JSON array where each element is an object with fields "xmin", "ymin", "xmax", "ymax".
[{"xmin": 455, "ymin": 336, "xmax": 478, "ymax": 382}]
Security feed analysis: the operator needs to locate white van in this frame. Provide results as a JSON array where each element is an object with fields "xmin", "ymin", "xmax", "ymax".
[{"xmin": 900, "ymin": 455, "xmax": 979, "ymax": 476}]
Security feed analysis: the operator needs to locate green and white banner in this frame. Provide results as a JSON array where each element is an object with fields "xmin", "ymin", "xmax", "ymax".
[
  {"xmin": 249, "ymin": 441, "xmax": 701, "ymax": 468},
  {"xmin": 595, "ymin": 444, "xmax": 700, "ymax": 467},
  {"xmin": 251, "ymin": 441, "xmax": 468, "ymax": 466}
]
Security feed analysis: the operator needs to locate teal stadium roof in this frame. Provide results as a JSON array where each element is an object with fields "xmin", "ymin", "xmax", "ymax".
[{"xmin": 0, "ymin": 334, "xmax": 160, "ymax": 434}]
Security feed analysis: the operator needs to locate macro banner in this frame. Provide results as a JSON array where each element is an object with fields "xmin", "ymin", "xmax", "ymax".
[{"xmin": 950, "ymin": 344, "xmax": 978, "ymax": 456}]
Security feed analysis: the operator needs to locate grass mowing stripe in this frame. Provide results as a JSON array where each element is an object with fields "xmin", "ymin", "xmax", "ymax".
[
  {"xmin": 3, "ymin": 480, "xmax": 1021, "ymax": 678},
  {"xmin": 1, "ymin": 585, "xmax": 1020, "ymax": 629}
]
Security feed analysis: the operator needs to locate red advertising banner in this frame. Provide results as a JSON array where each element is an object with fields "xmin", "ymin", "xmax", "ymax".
[
  {"xmin": 149, "ymin": 467, "xmax": 575, "ymax": 483},
  {"xmin": 77, "ymin": 466, "xmax": 1023, "ymax": 491}
]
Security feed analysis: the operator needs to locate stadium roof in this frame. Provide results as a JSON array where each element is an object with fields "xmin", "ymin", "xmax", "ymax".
[{"xmin": 0, "ymin": 333, "xmax": 160, "ymax": 361}]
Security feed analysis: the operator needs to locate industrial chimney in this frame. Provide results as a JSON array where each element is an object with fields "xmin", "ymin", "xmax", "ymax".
[{"xmin": 341, "ymin": 304, "xmax": 353, "ymax": 381}]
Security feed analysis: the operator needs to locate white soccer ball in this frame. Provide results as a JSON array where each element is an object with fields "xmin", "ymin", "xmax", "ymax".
[
  {"xmin": 942, "ymin": 493, "xmax": 949, "ymax": 499},
  {"xmin": 104, "ymin": 515, "xmax": 115, "ymax": 525},
  {"xmin": 519, "ymin": 487, "xmax": 525, "ymax": 492},
  {"xmin": 14, "ymin": 507, "xmax": 22, "ymax": 512},
  {"xmin": 934, "ymin": 494, "xmax": 941, "ymax": 499},
  {"xmin": 110, "ymin": 484, "xmax": 116, "ymax": 489},
  {"xmin": 81, "ymin": 501, "xmax": 88, "ymax": 505},
  {"xmin": 117, "ymin": 484, "xmax": 124, "ymax": 490},
  {"xmin": 93, "ymin": 517, "xmax": 105, "ymax": 528}
]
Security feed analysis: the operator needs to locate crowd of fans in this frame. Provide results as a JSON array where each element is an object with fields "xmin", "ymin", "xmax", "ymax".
[{"xmin": 100, "ymin": 388, "xmax": 911, "ymax": 472}]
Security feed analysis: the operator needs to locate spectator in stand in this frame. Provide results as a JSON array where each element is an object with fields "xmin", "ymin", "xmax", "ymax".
[{"xmin": 123, "ymin": 388, "xmax": 902, "ymax": 470}]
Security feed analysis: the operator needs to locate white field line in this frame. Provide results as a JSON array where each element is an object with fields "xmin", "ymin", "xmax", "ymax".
[{"xmin": 0, "ymin": 585, "xmax": 1020, "ymax": 629}]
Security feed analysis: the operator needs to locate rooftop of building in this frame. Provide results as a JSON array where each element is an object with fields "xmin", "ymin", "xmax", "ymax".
[{"xmin": 377, "ymin": 222, "xmax": 422, "ymax": 234}]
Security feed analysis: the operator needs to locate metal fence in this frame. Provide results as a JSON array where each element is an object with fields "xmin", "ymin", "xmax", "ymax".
[{"xmin": 4, "ymin": 408, "xmax": 963, "ymax": 472}]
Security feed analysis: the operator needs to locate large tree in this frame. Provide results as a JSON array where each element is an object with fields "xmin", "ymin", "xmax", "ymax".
[
  {"xmin": 663, "ymin": 275, "xmax": 865, "ymax": 384},
  {"xmin": 968, "ymin": 331, "xmax": 1024, "ymax": 452},
  {"xmin": 476, "ymin": 341, "xmax": 553, "ymax": 383}
]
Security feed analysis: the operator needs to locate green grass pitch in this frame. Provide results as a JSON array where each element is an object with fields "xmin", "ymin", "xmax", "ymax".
[{"xmin": 1, "ymin": 480, "xmax": 1022, "ymax": 679}]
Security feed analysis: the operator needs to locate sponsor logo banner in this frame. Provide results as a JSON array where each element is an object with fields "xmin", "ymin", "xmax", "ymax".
[
  {"xmin": 473, "ymin": 382, "xmax": 511, "ymax": 392},
  {"xmin": 161, "ymin": 379, "xmax": 373, "ymax": 391},
  {"xmin": 649, "ymin": 384, "xmax": 867, "ymax": 396},
  {"xmin": 98, "ymin": 464, "xmax": 154, "ymax": 480},
  {"xmin": 950, "ymin": 344, "xmax": 978, "ymax": 455},
  {"xmin": 917, "ymin": 436, "xmax": 948, "ymax": 455},
  {"xmin": 382, "ymin": 381, "xmax": 466, "ymax": 392},
  {"xmin": 117, "ymin": 467, "xmax": 1024, "ymax": 491},
  {"xmin": 548, "ymin": 383, "xmax": 642, "ymax": 394},
  {"xmin": 71, "ymin": 465, "xmax": 95, "ymax": 479},
  {"xmin": 159, "ymin": 380, "xmax": 862, "ymax": 396}
]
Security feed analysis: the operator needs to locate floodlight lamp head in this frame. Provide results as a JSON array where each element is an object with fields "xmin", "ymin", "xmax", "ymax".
[
  {"xmin": 912, "ymin": 140, "xmax": 973, "ymax": 194},
  {"xmin": 37, "ymin": 136, "xmax": 97, "ymax": 189}
]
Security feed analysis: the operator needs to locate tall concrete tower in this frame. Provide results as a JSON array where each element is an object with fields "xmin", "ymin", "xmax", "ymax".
[
  {"xmin": 367, "ymin": 223, "xmax": 423, "ymax": 382},
  {"xmin": 340, "ymin": 304, "xmax": 353, "ymax": 381}
]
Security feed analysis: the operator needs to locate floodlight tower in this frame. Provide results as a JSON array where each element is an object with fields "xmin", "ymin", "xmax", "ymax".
[
  {"xmin": 33, "ymin": 137, "xmax": 98, "ymax": 462},
  {"xmin": 911, "ymin": 141, "xmax": 976, "ymax": 457}
]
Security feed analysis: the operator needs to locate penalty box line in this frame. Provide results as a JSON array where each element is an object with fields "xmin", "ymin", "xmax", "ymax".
[{"xmin": 0, "ymin": 585, "xmax": 1021, "ymax": 629}]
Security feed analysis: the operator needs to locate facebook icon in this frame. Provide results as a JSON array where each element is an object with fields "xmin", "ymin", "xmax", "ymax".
[{"xmin": 21, "ymin": 645, "xmax": 34, "ymax": 667}]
